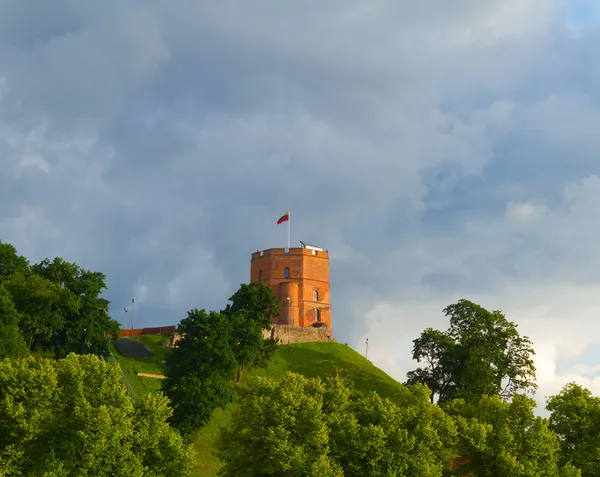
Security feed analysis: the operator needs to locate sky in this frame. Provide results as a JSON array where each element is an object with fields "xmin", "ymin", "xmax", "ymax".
[{"xmin": 1, "ymin": 0, "xmax": 600, "ymax": 410}]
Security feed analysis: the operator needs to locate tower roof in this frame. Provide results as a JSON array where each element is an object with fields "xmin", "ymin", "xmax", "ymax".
[{"xmin": 300, "ymin": 241, "xmax": 324, "ymax": 251}]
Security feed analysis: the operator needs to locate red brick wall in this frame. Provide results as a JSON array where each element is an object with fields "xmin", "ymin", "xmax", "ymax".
[
  {"xmin": 119, "ymin": 326, "xmax": 176, "ymax": 338},
  {"xmin": 250, "ymin": 248, "xmax": 332, "ymax": 334},
  {"xmin": 119, "ymin": 329, "xmax": 145, "ymax": 338}
]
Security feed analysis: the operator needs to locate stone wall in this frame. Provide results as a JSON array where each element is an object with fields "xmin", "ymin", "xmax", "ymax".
[
  {"xmin": 173, "ymin": 324, "xmax": 333, "ymax": 348},
  {"xmin": 263, "ymin": 324, "xmax": 334, "ymax": 345}
]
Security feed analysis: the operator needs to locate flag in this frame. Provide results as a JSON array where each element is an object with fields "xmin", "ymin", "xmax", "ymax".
[{"xmin": 277, "ymin": 211, "xmax": 289, "ymax": 224}]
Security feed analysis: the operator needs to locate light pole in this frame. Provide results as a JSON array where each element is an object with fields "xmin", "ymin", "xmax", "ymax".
[
  {"xmin": 365, "ymin": 338, "xmax": 369, "ymax": 360},
  {"xmin": 123, "ymin": 307, "xmax": 128, "ymax": 329},
  {"xmin": 131, "ymin": 297, "xmax": 136, "ymax": 329},
  {"xmin": 286, "ymin": 296, "xmax": 291, "ymax": 326}
]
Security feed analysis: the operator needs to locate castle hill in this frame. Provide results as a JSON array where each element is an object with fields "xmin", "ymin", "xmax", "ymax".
[
  {"xmin": 1, "ymin": 3, "xmax": 598, "ymax": 476},
  {"xmin": 1, "ymin": 238, "xmax": 595, "ymax": 476}
]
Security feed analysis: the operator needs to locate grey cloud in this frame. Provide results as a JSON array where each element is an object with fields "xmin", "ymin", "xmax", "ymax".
[{"xmin": 1, "ymin": 0, "xmax": 600, "ymax": 391}]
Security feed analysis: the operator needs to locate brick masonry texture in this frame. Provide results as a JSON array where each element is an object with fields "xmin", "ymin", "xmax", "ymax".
[
  {"xmin": 250, "ymin": 247, "xmax": 333, "ymax": 335},
  {"xmin": 119, "ymin": 326, "xmax": 176, "ymax": 338}
]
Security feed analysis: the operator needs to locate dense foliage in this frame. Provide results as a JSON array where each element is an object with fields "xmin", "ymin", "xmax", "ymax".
[
  {"xmin": 217, "ymin": 372, "xmax": 457, "ymax": 477},
  {"xmin": 164, "ymin": 281, "xmax": 280, "ymax": 435},
  {"xmin": 405, "ymin": 299, "xmax": 537, "ymax": 405},
  {"xmin": 446, "ymin": 394, "xmax": 571, "ymax": 476},
  {"xmin": 222, "ymin": 282, "xmax": 280, "ymax": 382},
  {"xmin": 0, "ymin": 288, "xmax": 28, "ymax": 358},
  {"xmin": 0, "ymin": 354, "xmax": 194, "ymax": 476},
  {"xmin": 0, "ymin": 241, "xmax": 119, "ymax": 358},
  {"xmin": 546, "ymin": 383, "xmax": 600, "ymax": 477},
  {"xmin": 163, "ymin": 309, "xmax": 238, "ymax": 435}
]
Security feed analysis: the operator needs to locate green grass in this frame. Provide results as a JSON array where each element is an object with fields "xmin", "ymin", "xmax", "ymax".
[
  {"xmin": 109, "ymin": 334, "xmax": 171, "ymax": 398},
  {"xmin": 192, "ymin": 342, "xmax": 405, "ymax": 476},
  {"xmin": 193, "ymin": 405, "xmax": 236, "ymax": 475},
  {"xmin": 113, "ymin": 340, "xmax": 405, "ymax": 476},
  {"xmin": 132, "ymin": 334, "xmax": 172, "ymax": 361},
  {"xmin": 243, "ymin": 341, "xmax": 404, "ymax": 399}
]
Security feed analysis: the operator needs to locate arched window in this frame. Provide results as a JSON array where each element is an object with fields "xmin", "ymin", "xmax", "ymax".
[
  {"xmin": 315, "ymin": 309, "xmax": 321, "ymax": 322},
  {"xmin": 284, "ymin": 267, "xmax": 290, "ymax": 278},
  {"xmin": 313, "ymin": 290, "xmax": 318, "ymax": 301},
  {"xmin": 258, "ymin": 269, "xmax": 263, "ymax": 281}
]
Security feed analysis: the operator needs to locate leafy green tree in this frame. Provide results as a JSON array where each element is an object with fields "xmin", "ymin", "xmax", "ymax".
[
  {"xmin": 223, "ymin": 281, "xmax": 280, "ymax": 382},
  {"xmin": 217, "ymin": 372, "xmax": 458, "ymax": 476},
  {"xmin": 132, "ymin": 393, "xmax": 196, "ymax": 476},
  {"xmin": 546, "ymin": 382, "xmax": 600, "ymax": 477},
  {"xmin": 163, "ymin": 309, "xmax": 237, "ymax": 435},
  {"xmin": 0, "ymin": 241, "xmax": 29, "ymax": 280},
  {"xmin": 406, "ymin": 299, "xmax": 537, "ymax": 405},
  {"xmin": 446, "ymin": 393, "xmax": 575, "ymax": 477},
  {"xmin": 217, "ymin": 372, "xmax": 345, "ymax": 477},
  {"xmin": 32, "ymin": 257, "xmax": 119, "ymax": 357},
  {"xmin": 405, "ymin": 328, "xmax": 456, "ymax": 404},
  {"xmin": 0, "ymin": 288, "xmax": 28, "ymax": 358},
  {"xmin": 338, "ymin": 383, "xmax": 457, "ymax": 476},
  {"xmin": 2, "ymin": 273, "xmax": 76, "ymax": 350},
  {"xmin": 0, "ymin": 241, "xmax": 119, "ymax": 357},
  {"xmin": 0, "ymin": 353, "xmax": 193, "ymax": 476}
]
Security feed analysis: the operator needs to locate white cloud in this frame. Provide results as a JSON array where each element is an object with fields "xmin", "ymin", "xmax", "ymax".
[{"xmin": 505, "ymin": 201, "xmax": 546, "ymax": 220}]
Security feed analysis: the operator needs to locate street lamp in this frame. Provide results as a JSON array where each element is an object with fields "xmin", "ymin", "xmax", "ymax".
[
  {"xmin": 286, "ymin": 296, "xmax": 291, "ymax": 326},
  {"xmin": 131, "ymin": 297, "xmax": 136, "ymax": 329},
  {"xmin": 123, "ymin": 308, "xmax": 128, "ymax": 329}
]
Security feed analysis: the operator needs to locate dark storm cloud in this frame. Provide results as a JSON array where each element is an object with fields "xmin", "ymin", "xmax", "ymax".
[{"xmin": 3, "ymin": 2, "xmax": 600, "ymax": 403}]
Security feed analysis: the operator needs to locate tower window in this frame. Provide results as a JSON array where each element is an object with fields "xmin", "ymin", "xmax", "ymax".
[
  {"xmin": 313, "ymin": 290, "xmax": 318, "ymax": 301},
  {"xmin": 259, "ymin": 269, "xmax": 263, "ymax": 281},
  {"xmin": 284, "ymin": 267, "xmax": 290, "ymax": 278},
  {"xmin": 315, "ymin": 309, "xmax": 321, "ymax": 322}
]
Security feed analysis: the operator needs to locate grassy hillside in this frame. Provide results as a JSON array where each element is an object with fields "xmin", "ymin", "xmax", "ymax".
[
  {"xmin": 112, "ymin": 338, "xmax": 405, "ymax": 476},
  {"xmin": 194, "ymin": 342, "xmax": 404, "ymax": 476},
  {"xmin": 241, "ymin": 341, "xmax": 403, "ymax": 398},
  {"xmin": 109, "ymin": 334, "xmax": 170, "ymax": 398}
]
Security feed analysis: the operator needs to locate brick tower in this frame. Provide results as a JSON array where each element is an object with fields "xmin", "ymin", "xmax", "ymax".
[{"xmin": 250, "ymin": 242, "xmax": 332, "ymax": 333}]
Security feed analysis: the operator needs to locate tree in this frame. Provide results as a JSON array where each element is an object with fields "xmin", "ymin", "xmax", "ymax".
[
  {"xmin": 0, "ymin": 241, "xmax": 29, "ymax": 280},
  {"xmin": 546, "ymin": 382, "xmax": 600, "ymax": 477},
  {"xmin": 163, "ymin": 309, "xmax": 237, "ymax": 435},
  {"xmin": 0, "ymin": 242, "xmax": 119, "ymax": 357},
  {"xmin": 223, "ymin": 281, "xmax": 280, "ymax": 383},
  {"xmin": 406, "ymin": 299, "xmax": 537, "ymax": 405},
  {"xmin": 2, "ymin": 273, "xmax": 76, "ymax": 350},
  {"xmin": 132, "ymin": 393, "xmax": 197, "ymax": 476},
  {"xmin": 405, "ymin": 328, "xmax": 456, "ymax": 404},
  {"xmin": 0, "ymin": 288, "xmax": 28, "ymax": 358},
  {"xmin": 338, "ymin": 383, "xmax": 457, "ymax": 477},
  {"xmin": 0, "ymin": 354, "xmax": 194, "ymax": 476},
  {"xmin": 217, "ymin": 372, "xmax": 458, "ymax": 476},
  {"xmin": 32, "ymin": 257, "xmax": 119, "ymax": 357},
  {"xmin": 446, "ymin": 393, "xmax": 578, "ymax": 477}
]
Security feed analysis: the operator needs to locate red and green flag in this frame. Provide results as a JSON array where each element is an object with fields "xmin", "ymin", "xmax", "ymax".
[{"xmin": 277, "ymin": 211, "xmax": 289, "ymax": 224}]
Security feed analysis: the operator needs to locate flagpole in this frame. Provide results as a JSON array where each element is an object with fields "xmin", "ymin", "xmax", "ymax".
[{"xmin": 287, "ymin": 211, "xmax": 291, "ymax": 249}]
